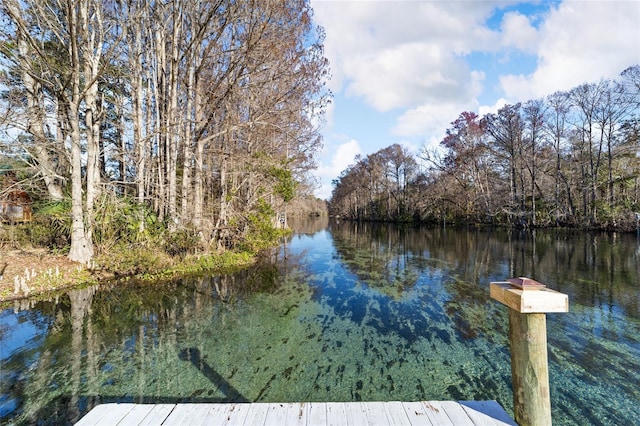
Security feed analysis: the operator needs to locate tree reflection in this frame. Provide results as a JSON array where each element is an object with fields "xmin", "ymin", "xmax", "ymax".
[
  {"xmin": 330, "ymin": 221, "xmax": 420, "ymax": 299},
  {"xmin": 328, "ymin": 221, "xmax": 639, "ymax": 339}
]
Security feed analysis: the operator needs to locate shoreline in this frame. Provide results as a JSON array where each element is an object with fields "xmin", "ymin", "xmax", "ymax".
[{"xmin": 0, "ymin": 249, "xmax": 256, "ymax": 306}]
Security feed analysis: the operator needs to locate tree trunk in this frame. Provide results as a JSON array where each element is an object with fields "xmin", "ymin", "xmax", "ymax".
[
  {"xmin": 68, "ymin": 98, "xmax": 94, "ymax": 264},
  {"xmin": 181, "ymin": 58, "xmax": 195, "ymax": 222},
  {"xmin": 167, "ymin": 5, "xmax": 182, "ymax": 225},
  {"xmin": 67, "ymin": 0, "xmax": 94, "ymax": 265},
  {"xmin": 80, "ymin": 0, "xmax": 103, "ymax": 252}
]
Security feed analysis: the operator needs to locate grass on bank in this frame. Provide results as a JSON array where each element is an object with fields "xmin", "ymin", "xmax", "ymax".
[{"xmin": 0, "ymin": 196, "xmax": 288, "ymax": 304}]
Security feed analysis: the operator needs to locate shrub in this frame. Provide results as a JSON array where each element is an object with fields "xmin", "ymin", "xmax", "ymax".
[{"xmin": 163, "ymin": 228, "xmax": 200, "ymax": 258}]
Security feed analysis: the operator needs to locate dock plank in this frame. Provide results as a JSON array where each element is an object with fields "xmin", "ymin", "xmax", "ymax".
[
  {"xmin": 137, "ymin": 404, "xmax": 176, "ymax": 425},
  {"xmin": 75, "ymin": 403, "xmax": 132, "ymax": 426},
  {"xmin": 235, "ymin": 403, "xmax": 269, "ymax": 426},
  {"xmin": 221, "ymin": 403, "xmax": 252, "ymax": 426},
  {"xmin": 400, "ymin": 401, "xmax": 433, "ymax": 425},
  {"xmin": 307, "ymin": 402, "xmax": 328, "ymax": 425},
  {"xmin": 344, "ymin": 402, "xmax": 369, "ymax": 426},
  {"xmin": 324, "ymin": 402, "xmax": 346, "ymax": 426},
  {"xmin": 76, "ymin": 400, "xmax": 514, "ymax": 425},
  {"xmin": 189, "ymin": 404, "xmax": 234, "ymax": 425},
  {"xmin": 420, "ymin": 401, "xmax": 456, "ymax": 425},
  {"xmin": 276, "ymin": 402, "xmax": 306, "ymax": 426},
  {"xmin": 362, "ymin": 402, "xmax": 394, "ymax": 425},
  {"xmin": 439, "ymin": 401, "xmax": 478, "ymax": 425},
  {"xmin": 382, "ymin": 401, "xmax": 411, "ymax": 425},
  {"xmin": 163, "ymin": 403, "xmax": 206, "ymax": 425},
  {"xmin": 265, "ymin": 403, "xmax": 290, "ymax": 425},
  {"xmin": 115, "ymin": 404, "xmax": 156, "ymax": 425}
]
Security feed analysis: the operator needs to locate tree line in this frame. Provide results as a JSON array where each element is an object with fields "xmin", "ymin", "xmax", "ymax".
[
  {"xmin": 329, "ymin": 66, "xmax": 640, "ymax": 231},
  {"xmin": 0, "ymin": 0, "xmax": 330, "ymax": 263}
]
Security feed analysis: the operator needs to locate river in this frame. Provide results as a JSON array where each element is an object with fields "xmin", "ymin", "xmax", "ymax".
[{"xmin": 1, "ymin": 218, "xmax": 639, "ymax": 425}]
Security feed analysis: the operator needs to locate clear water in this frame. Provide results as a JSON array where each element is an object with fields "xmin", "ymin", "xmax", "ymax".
[{"xmin": 1, "ymin": 220, "xmax": 639, "ymax": 425}]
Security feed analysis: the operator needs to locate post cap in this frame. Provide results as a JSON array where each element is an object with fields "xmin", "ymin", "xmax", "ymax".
[{"xmin": 490, "ymin": 280, "xmax": 569, "ymax": 313}]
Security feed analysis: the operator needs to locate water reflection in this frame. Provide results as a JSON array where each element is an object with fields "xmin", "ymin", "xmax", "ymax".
[{"xmin": 1, "ymin": 220, "xmax": 639, "ymax": 425}]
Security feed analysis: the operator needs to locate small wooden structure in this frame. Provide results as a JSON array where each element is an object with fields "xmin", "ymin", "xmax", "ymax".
[
  {"xmin": 76, "ymin": 400, "xmax": 516, "ymax": 425},
  {"xmin": 277, "ymin": 211, "xmax": 287, "ymax": 229},
  {"xmin": 491, "ymin": 277, "xmax": 569, "ymax": 426},
  {"xmin": 0, "ymin": 189, "xmax": 33, "ymax": 223}
]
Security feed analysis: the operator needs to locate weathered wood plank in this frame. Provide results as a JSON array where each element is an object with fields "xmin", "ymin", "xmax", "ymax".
[
  {"xmin": 361, "ymin": 401, "xmax": 393, "ymax": 425},
  {"xmin": 324, "ymin": 402, "xmax": 346, "ymax": 426},
  {"xmin": 264, "ymin": 403, "xmax": 290, "ymax": 425},
  {"xmin": 382, "ymin": 401, "xmax": 411, "ymax": 425},
  {"xmin": 439, "ymin": 401, "xmax": 478, "ymax": 425},
  {"xmin": 343, "ymin": 402, "xmax": 369, "ymax": 426},
  {"xmin": 221, "ymin": 403, "xmax": 253, "ymax": 426},
  {"xmin": 163, "ymin": 403, "xmax": 209, "ymax": 425},
  {"xmin": 283, "ymin": 402, "xmax": 307, "ymax": 425},
  {"xmin": 75, "ymin": 403, "xmax": 133, "ymax": 426},
  {"xmin": 399, "ymin": 401, "xmax": 433, "ymax": 425},
  {"xmin": 419, "ymin": 400, "xmax": 456, "ymax": 425},
  {"xmin": 136, "ymin": 404, "xmax": 176, "ymax": 425},
  {"xmin": 305, "ymin": 402, "xmax": 325, "ymax": 425},
  {"xmin": 241, "ymin": 402, "xmax": 270, "ymax": 426},
  {"xmin": 189, "ymin": 403, "xmax": 237, "ymax": 425},
  {"xmin": 115, "ymin": 404, "xmax": 157, "ymax": 425},
  {"xmin": 76, "ymin": 400, "xmax": 515, "ymax": 425}
]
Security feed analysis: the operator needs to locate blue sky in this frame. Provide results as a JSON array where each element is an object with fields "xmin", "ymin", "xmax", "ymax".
[{"xmin": 309, "ymin": 0, "xmax": 640, "ymax": 199}]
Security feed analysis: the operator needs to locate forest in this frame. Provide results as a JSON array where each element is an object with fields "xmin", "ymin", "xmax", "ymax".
[
  {"xmin": 329, "ymin": 66, "xmax": 640, "ymax": 231},
  {"xmin": 0, "ymin": 0, "xmax": 330, "ymax": 265}
]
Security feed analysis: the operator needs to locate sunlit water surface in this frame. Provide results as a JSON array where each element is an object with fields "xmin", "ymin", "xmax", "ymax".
[{"xmin": 1, "ymin": 220, "xmax": 639, "ymax": 425}]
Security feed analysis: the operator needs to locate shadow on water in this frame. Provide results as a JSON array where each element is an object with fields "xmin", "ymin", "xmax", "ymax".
[
  {"xmin": 178, "ymin": 347, "xmax": 248, "ymax": 402},
  {"xmin": 13, "ymin": 347, "xmax": 248, "ymax": 425}
]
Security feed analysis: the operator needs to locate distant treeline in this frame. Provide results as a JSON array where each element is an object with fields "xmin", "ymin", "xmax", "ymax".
[{"xmin": 329, "ymin": 66, "xmax": 640, "ymax": 231}]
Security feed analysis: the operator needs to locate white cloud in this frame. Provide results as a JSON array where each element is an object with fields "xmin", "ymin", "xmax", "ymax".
[
  {"xmin": 394, "ymin": 102, "xmax": 467, "ymax": 143},
  {"xmin": 500, "ymin": 73, "xmax": 535, "ymax": 101},
  {"xmin": 478, "ymin": 97, "xmax": 509, "ymax": 117},
  {"xmin": 321, "ymin": 139, "xmax": 362, "ymax": 177},
  {"xmin": 500, "ymin": 11, "xmax": 539, "ymax": 53},
  {"xmin": 314, "ymin": 138, "xmax": 362, "ymax": 199},
  {"xmin": 347, "ymin": 44, "xmax": 473, "ymax": 111},
  {"xmin": 500, "ymin": 1, "xmax": 640, "ymax": 101},
  {"xmin": 392, "ymin": 69, "xmax": 485, "ymax": 141},
  {"xmin": 311, "ymin": 0, "xmax": 500, "ymax": 111},
  {"xmin": 315, "ymin": 184, "xmax": 333, "ymax": 201}
]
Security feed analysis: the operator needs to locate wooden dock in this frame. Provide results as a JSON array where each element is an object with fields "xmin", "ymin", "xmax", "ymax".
[{"xmin": 76, "ymin": 400, "xmax": 516, "ymax": 425}]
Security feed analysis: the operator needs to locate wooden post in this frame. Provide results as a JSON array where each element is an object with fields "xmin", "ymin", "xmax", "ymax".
[{"xmin": 490, "ymin": 278, "xmax": 569, "ymax": 426}]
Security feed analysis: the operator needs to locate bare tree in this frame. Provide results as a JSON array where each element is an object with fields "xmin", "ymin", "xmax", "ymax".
[
  {"xmin": 1, "ymin": 0, "xmax": 65, "ymax": 201},
  {"xmin": 523, "ymin": 99, "xmax": 547, "ymax": 227},
  {"xmin": 483, "ymin": 103, "xmax": 526, "ymax": 225},
  {"xmin": 545, "ymin": 91, "xmax": 573, "ymax": 223}
]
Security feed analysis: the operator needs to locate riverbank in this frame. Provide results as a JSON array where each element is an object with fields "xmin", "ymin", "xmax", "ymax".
[
  {"xmin": 0, "ymin": 249, "xmax": 87, "ymax": 302},
  {"xmin": 0, "ymin": 248, "xmax": 256, "ymax": 304}
]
